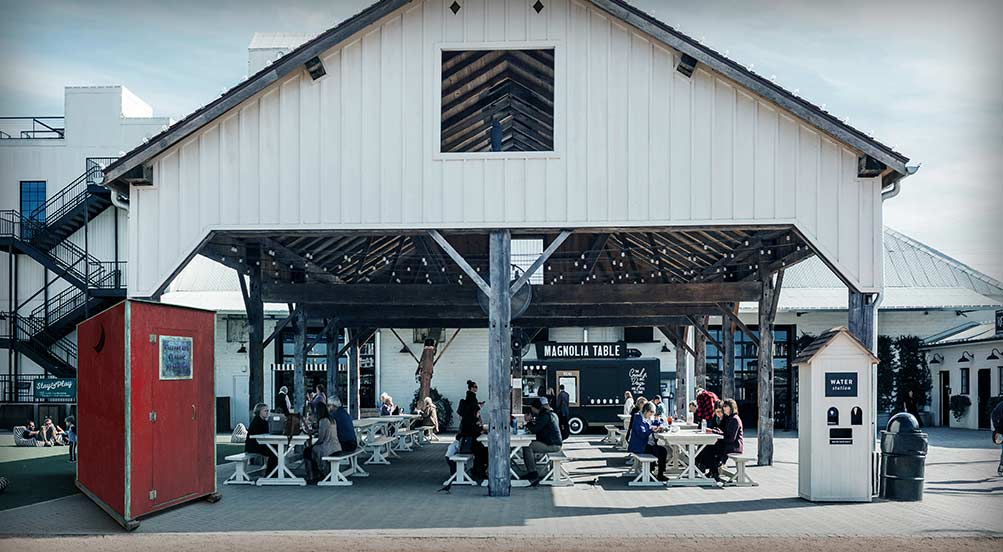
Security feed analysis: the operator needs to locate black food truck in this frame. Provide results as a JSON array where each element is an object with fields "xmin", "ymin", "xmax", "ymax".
[{"xmin": 521, "ymin": 341, "xmax": 660, "ymax": 434}]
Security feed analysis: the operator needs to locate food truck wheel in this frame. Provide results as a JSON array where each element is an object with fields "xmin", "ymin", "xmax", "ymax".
[
  {"xmin": 568, "ymin": 417, "xmax": 586, "ymax": 435},
  {"xmin": 124, "ymin": 520, "xmax": 141, "ymax": 532}
]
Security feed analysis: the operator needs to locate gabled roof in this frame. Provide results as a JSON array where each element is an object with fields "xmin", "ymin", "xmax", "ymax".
[
  {"xmin": 768, "ymin": 227, "xmax": 1003, "ymax": 311},
  {"xmin": 103, "ymin": 0, "xmax": 910, "ymax": 191},
  {"xmin": 793, "ymin": 326, "xmax": 879, "ymax": 364}
]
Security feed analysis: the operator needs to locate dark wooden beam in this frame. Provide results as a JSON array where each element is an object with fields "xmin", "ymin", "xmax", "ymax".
[
  {"xmin": 721, "ymin": 302, "xmax": 737, "ymax": 399},
  {"xmin": 261, "ymin": 281, "xmax": 762, "ymax": 305},
  {"xmin": 674, "ymin": 325, "xmax": 689, "ymax": 417},
  {"xmin": 292, "ymin": 306, "xmax": 308, "ymax": 411},
  {"xmin": 428, "ymin": 230, "xmax": 491, "ymax": 295},
  {"xmin": 717, "ymin": 303, "xmax": 759, "ymax": 347},
  {"xmin": 304, "ymin": 316, "xmax": 339, "ymax": 356},
  {"xmin": 757, "ymin": 267, "xmax": 778, "ymax": 467},
  {"xmin": 262, "ymin": 306, "xmax": 300, "ymax": 349},
  {"xmin": 510, "ymin": 230, "xmax": 572, "ymax": 294},
  {"xmin": 388, "ymin": 328, "xmax": 420, "ymax": 365},
  {"xmin": 325, "ymin": 321, "xmax": 341, "ymax": 403},
  {"xmin": 241, "ymin": 246, "xmax": 265, "ymax": 409},
  {"xmin": 690, "ymin": 314, "xmax": 710, "ymax": 390},
  {"xmin": 658, "ymin": 325, "xmax": 697, "ymax": 358},
  {"xmin": 848, "ymin": 290, "xmax": 877, "ymax": 352},
  {"xmin": 487, "ymin": 230, "xmax": 512, "ymax": 496}
]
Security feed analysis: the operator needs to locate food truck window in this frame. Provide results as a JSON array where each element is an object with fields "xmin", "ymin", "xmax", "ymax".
[{"xmin": 556, "ymin": 370, "xmax": 579, "ymax": 406}]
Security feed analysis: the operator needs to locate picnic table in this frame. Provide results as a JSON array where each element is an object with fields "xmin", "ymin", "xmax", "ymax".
[
  {"xmin": 654, "ymin": 429, "xmax": 721, "ymax": 486},
  {"xmin": 478, "ymin": 433, "xmax": 535, "ymax": 487},
  {"xmin": 248, "ymin": 434, "xmax": 310, "ymax": 486}
]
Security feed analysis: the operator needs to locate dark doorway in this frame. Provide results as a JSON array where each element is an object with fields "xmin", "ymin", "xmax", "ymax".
[
  {"xmin": 977, "ymin": 369, "xmax": 991, "ymax": 429},
  {"xmin": 939, "ymin": 371, "xmax": 951, "ymax": 427}
]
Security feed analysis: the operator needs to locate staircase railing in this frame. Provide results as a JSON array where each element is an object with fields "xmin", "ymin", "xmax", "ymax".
[
  {"xmin": 30, "ymin": 264, "xmax": 125, "ymax": 326},
  {"xmin": 10, "ymin": 314, "xmax": 77, "ymax": 369},
  {"xmin": 0, "ymin": 209, "xmax": 109, "ymax": 289},
  {"xmin": 29, "ymin": 158, "xmax": 117, "ymax": 227}
]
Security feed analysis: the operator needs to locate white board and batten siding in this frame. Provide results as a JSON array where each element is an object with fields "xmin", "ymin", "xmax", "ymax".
[{"xmin": 129, "ymin": 0, "xmax": 883, "ymax": 297}]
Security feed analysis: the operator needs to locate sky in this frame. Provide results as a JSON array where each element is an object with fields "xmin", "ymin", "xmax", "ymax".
[{"xmin": 1, "ymin": 0, "xmax": 1000, "ymax": 281}]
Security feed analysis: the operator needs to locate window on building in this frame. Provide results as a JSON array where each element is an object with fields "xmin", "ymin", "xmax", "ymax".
[
  {"xmin": 624, "ymin": 327, "xmax": 655, "ymax": 343},
  {"xmin": 225, "ymin": 317, "xmax": 248, "ymax": 343},
  {"xmin": 20, "ymin": 181, "xmax": 46, "ymax": 222},
  {"xmin": 960, "ymin": 367, "xmax": 970, "ymax": 395},
  {"xmin": 441, "ymin": 49, "xmax": 555, "ymax": 153}
]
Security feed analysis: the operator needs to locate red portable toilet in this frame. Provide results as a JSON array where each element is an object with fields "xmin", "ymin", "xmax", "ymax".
[{"xmin": 76, "ymin": 300, "xmax": 219, "ymax": 530}]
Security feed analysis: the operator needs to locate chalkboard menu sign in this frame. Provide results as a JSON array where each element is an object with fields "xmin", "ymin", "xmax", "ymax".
[
  {"xmin": 825, "ymin": 372, "xmax": 857, "ymax": 397},
  {"xmin": 160, "ymin": 336, "xmax": 193, "ymax": 380}
]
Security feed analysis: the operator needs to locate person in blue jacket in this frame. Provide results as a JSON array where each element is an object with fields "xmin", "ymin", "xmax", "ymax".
[
  {"xmin": 327, "ymin": 397, "xmax": 358, "ymax": 453},
  {"xmin": 628, "ymin": 402, "xmax": 669, "ymax": 481}
]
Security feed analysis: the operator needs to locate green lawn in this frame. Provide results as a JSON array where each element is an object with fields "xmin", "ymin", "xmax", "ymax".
[{"xmin": 0, "ymin": 436, "xmax": 245, "ymax": 512}]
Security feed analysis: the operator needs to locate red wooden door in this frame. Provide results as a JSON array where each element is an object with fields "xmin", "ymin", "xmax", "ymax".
[{"xmin": 149, "ymin": 331, "xmax": 201, "ymax": 506}]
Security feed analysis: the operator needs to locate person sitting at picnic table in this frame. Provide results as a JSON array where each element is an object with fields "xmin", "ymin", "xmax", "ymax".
[
  {"xmin": 625, "ymin": 396, "xmax": 647, "ymax": 442},
  {"xmin": 623, "ymin": 391, "xmax": 635, "ymax": 417},
  {"xmin": 380, "ymin": 393, "xmax": 397, "ymax": 416},
  {"xmin": 309, "ymin": 384, "xmax": 328, "ymax": 417},
  {"xmin": 457, "ymin": 390, "xmax": 489, "ymax": 482},
  {"xmin": 304, "ymin": 402, "xmax": 339, "ymax": 483},
  {"xmin": 246, "ymin": 402, "xmax": 279, "ymax": 474},
  {"xmin": 328, "ymin": 397, "xmax": 358, "ymax": 452},
  {"xmin": 521, "ymin": 397, "xmax": 563, "ymax": 485},
  {"xmin": 696, "ymin": 398, "xmax": 744, "ymax": 481},
  {"xmin": 687, "ymin": 400, "xmax": 697, "ymax": 423},
  {"xmin": 694, "ymin": 387, "xmax": 720, "ymax": 427},
  {"xmin": 628, "ymin": 402, "xmax": 670, "ymax": 481},
  {"xmin": 415, "ymin": 396, "xmax": 439, "ymax": 433},
  {"xmin": 21, "ymin": 421, "xmax": 45, "ymax": 446},
  {"xmin": 652, "ymin": 395, "xmax": 666, "ymax": 420},
  {"xmin": 708, "ymin": 401, "xmax": 725, "ymax": 430}
]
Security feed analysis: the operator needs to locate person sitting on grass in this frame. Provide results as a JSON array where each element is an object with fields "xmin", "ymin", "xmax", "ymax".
[
  {"xmin": 22, "ymin": 421, "xmax": 44, "ymax": 446},
  {"xmin": 245, "ymin": 403, "xmax": 278, "ymax": 475},
  {"xmin": 327, "ymin": 397, "xmax": 358, "ymax": 453},
  {"xmin": 628, "ymin": 401, "xmax": 670, "ymax": 481},
  {"xmin": 696, "ymin": 398, "xmax": 744, "ymax": 481},
  {"xmin": 521, "ymin": 397, "xmax": 563, "ymax": 486},
  {"xmin": 41, "ymin": 417, "xmax": 65, "ymax": 446}
]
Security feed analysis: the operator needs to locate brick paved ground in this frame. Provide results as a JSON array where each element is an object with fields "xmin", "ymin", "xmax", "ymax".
[{"xmin": 0, "ymin": 427, "xmax": 999, "ymax": 538}]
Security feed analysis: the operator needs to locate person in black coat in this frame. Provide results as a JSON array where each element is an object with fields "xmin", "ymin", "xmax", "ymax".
[
  {"xmin": 456, "ymin": 382, "xmax": 488, "ymax": 481},
  {"xmin": 245, "ymin": 403, "xmax": 278, "ymax": 474},
  {"xmin": 555, "ymin": 384, "xmax": 571, "ymax": 439}
]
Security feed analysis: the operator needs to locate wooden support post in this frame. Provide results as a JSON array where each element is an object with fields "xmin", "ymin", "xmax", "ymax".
[
  {"xmin": 239, "ymin": 246, "xmax": 265, "ymax": 409},
  {"xmin": 848, "ymin": 290, "xmax": 878, "ymax": 352},
  {"xmin": 487, "ymin": 230, "xmax": 512, "ymax": 497},
  {"xmin": 757, "ymin": 270, "xmax": 778, "ymax": 466},
  {"xmin": 348, "ymin": 329, "xmax": 361, "ymax": 419},
  {"xmin": 722, "ymin": 303, "xmax": 736, "ymax": 400},
  {"xmin": 693, "ymin": 315, "xmax": 708, "ymax": 390},
  {"xmin": 292, "ymin": 306, "xmax": 307, "ymax": 414},
  {"xmin": 326, "ymin": 321, "xmax": 340, "ymax": 405},
  {"xmin": 674, "ymin": 326, "xmax": 689, "ymax": 419}
]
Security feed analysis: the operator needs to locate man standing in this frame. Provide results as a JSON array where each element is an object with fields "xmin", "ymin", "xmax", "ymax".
[
  {"xmin": 694, "ymin": 387, "xmax": 719, "ymax": 426},
  {"xmin": 522, "ymin": 398, "xmax": 563, "ymax": 485},
  {"xmin": 992, "ymin": 400, "xmax": 1003, "ymax": 477},
  {"xmin": 556, "ymin": 384, "xmax": 571, "ymax": 439}
]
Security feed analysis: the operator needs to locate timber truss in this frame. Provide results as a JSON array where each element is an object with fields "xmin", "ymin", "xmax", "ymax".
[{"xmin": 199, "ymin": 225, "xmax": 814, "ymax": 329}]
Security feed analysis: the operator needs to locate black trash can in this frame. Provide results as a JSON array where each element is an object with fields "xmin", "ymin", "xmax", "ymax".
[{"xmin": 880, "ymin": 412, "xmax": 928, "ymax": 501}]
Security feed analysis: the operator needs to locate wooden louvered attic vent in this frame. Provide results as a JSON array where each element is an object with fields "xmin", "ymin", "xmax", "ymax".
[{"xmin": 441, "ymin": 49, "xmax": 555, "ymax": 153}]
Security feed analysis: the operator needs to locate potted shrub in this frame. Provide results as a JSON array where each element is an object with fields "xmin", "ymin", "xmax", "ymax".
[{"xmin": 949, "ymin": 394, "xmax": 971, "ymax": 423}]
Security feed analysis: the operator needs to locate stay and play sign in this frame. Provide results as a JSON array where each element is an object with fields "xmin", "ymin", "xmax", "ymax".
[
  {"xmin": 825, "ymin": 372, "xmax": 858, "ymax": 397},
  {"xmin": 33, "ymin": 378, "xmax": 76, "ymax": 400}
]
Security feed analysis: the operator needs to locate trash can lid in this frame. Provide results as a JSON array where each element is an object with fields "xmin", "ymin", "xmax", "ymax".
[{"xmin": 886, "ymin": 412, "xmax": 922, "ymax": 433}]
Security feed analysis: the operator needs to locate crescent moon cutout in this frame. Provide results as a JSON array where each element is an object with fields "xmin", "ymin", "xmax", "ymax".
[{"xmin": 94, "ymin": 324, "xmax": 106, "ymax": 353}]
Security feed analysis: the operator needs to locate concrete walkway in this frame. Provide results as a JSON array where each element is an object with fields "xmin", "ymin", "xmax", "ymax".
[{"xmin": 0, "ymin": 428, "xmax": 999, "ymax": 538}]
